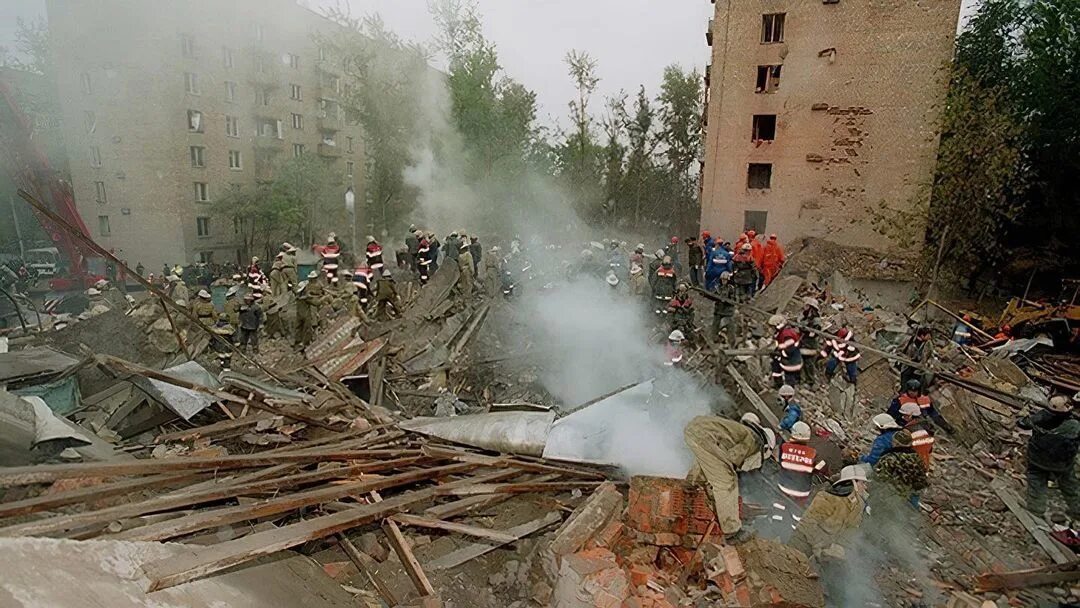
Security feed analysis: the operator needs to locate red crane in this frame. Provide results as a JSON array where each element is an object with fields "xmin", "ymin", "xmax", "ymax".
[{"xmin": 0, "ymin": 76, "xmax": 103, "ymax": 291}]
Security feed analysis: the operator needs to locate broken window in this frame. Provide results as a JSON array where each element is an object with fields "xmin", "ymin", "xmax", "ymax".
[
  {"xmin": 747, "ymin": 163, "xmax": 773, "ymax": 189},
  {"xmin": 257, "ymin": 119, "xmax": 282, "ymax": 138},
  {"xmin": 756, "ymin": 65, "xmax": 782, "ymax": 93},
  {"xmin": 258, "ymin": 88, "xmax": 272, "ymax": 106},
  {"xmin": 95, "ymin": 181, "xmax": 107, "ymax": 203},
  {"xmin": 196, "ymin": 216, "xmax": 211, "ymax": 237},
  {"xmin": 187, "ymin": 109, "xmax": 203, "ymax": 132},
  {"xmin": 190, "ymin": 145, "xmax": 205, "ymax": 168},
  {"xmin": 744, "ymin": 210, "xmax": 768, "ymax": 234},
  {"xmin": 752, "ymin": 115, "xmax": 777, "ymax": 141},
  {"xmin": 98, "ymin": 215, "xmax": 110, "ymax": 236},
  {"xmin": 226, "ymin": 115, "xmax": 240, "ymax": 137},
  {"xmin": 761, "ymin": 14, "xmax": 785, "ymax": 44},
  {"xmin": 287, "ymin": 53, "xmax": 300, "ymax": 69}
]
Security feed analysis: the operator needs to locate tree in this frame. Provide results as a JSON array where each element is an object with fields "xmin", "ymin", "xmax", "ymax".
[{"xmin": 656, "ymin": 65, "xmax": 703, "ymax": 228}]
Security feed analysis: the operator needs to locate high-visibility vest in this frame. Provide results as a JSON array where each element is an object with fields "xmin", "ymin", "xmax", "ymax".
[
  {"xmin": 900, "ymin": 394, "xmax": 933, "ymax": 415},
  {"xmin": 908, "ymin": 422, "xmax": 935, "ymax": 468},
  {"xmin": 778, "ymin": 442, "xmax": 818, "ymax": 498}
]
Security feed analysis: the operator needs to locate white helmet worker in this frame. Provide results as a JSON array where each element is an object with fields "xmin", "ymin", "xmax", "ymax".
[
  {"xmin": 769, "ymin": 314, "xmax": 787, "ymax": 329},
  {"xmin": 838, "ymin": 465, "xmax": 868, "ymax": 484},
  {"xmin": 791, "ymin": 421, "xmax": 812, "ymax": 442},
  {"xmin": 872, "ymin": 413, "xmax": 901, "ymax": 430},
  {"xmin": 668, "ymin": 330, "xmax": 685, "ymax": 342},
  {"xmin": 778, "ymin": 384, "xmax": 796, "ymax": 398}
]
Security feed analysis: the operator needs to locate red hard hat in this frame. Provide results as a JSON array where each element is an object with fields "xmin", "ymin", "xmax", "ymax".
[
  {"xmin": 702, "ymin": 231, "xmax": 711, "ymax": 238},
  {"xmin": 670, "ymin": 236, "xmax": 679, "ymax": 244}
]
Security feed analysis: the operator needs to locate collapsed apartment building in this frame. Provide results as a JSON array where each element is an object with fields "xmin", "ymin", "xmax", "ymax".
[{"xmin": 1, "ymin": 225, "xmax": 1079, "ymax": 608}]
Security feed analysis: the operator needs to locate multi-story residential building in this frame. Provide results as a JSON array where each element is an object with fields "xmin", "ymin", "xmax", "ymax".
[
  {"xmin": 46, "ymin": 0, "xmax": 364, "ymax": 270},
  {"xmin": 699, "ymin": 0, "xmax": 961, "ymax": 250}
]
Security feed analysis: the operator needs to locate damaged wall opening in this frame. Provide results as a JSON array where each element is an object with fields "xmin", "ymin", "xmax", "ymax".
[
  {"xmin": 744, "ymin": 210, "xmax": 768, "ymax": 233},
  {"xmin": 747, "ymin": 163, "xmax": 773, "ymax": 189},
  {"xmin": 752, "ymin": 114, "xmax": 777, "ymax": 141},
  {"xmin": 756, "ymin": 64, "xmax": 782, "ymax": 92}
]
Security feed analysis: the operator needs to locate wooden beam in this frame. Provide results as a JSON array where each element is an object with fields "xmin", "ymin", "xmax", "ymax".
[
  {"xmin": 726, "ymin": 364, "xmax": 780, "ymax": 429},
  {"xmin": 338, "ymin": 533, "xmax": 396, "ymax": 604},
  {"xmin": 425, "ymin": 474, "xmax": 560, "ymax": 519},
  {"xmin": 112, "ymin": 459, "xmax": 461, "ymax": 542},
  {"xmin": 992, "ymin": 480, "xmax": 1073, "ymax": 565},
  {"xmin": 383, "ymin": 517, "xmax": 437, "ymax": 597},
  {"xmin": 421, "ymin": 445, "xmax": 607, "ymax": 480},
  {"xmin": 975, "ymin": 562, "xmax": 1080, "ymax": 592},
  {"xmin": 0, "ymin": 472, "xmax": 203, "ymax": 519},
  {"xmin": 433, "ymin": 481, "xmax": 601, "ymax": 497},
  {"xmin": 425, "ymin": 511, "xmax": 563, "ymax": 571},
  {"xmin": 391, "ymin": 514, "xmax": 517, "ymax": 543},
  {"xmin": 154, "ymin": 413, "xmax": 275, "ymax": 444},
  {"xmin": 141, "ymin": 469, "xmax": 519, "ymax": 592},
  {"xmin": 0, "ymin": 448, "xmax": 420, "ymax": 487}
]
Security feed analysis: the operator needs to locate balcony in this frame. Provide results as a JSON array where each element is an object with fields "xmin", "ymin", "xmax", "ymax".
[
  {"xmin": 254, "ymin": 135, "xmax": 285, "ymax": 151},
  {"xmin": 706, "ymin": 19, "xmax": 714, "ymax": 46},
  {"xmin": 318, "ymin": 143, "xmax": 341, "ymax": 158},
  {"xmin": 704, "ymin": 63, "xmax": 711, "ymax": 87},
  {"xmin": 317, "ymin": 112, "xmax": 342, "ymax": 132}
]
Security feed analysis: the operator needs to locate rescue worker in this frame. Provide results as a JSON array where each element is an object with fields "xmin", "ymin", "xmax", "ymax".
[
  {"xmin": 770, "ymin": 314, "xmax": 803, "ymax": 387},
  {"xmin": 168, "ymin": 275, "xmax": 189, "ymax": 307},
  {"xmin": 223, "ymin": 285, "xmax": 241, "ymax": 327},
  {"xmin": 318, "ymin": 235, "xmax": 342, "ymax": 282},
  {"xmin": 135, "ymin": 262, "xmax": 145, "ymax": 277},
  {"xmin": 778, "ymin": 421, "xmax": 825, "ymax": 501},
  {"xmin": 365, "ymin": 235, "xmax": 384, "ymax": 273},
  {"xmin": 686, "ymin": 236, "xmax": 704, "ymax": 287},
  {"xmin": 483, "ymin": 246, "xmax": 501, "ymax": 296},
  {"xmin": 665, "ymin": 329, "xmax": 685, "ymax": 367},
  {"xmin": 281, "ymin": 243, "xmax": 299, "ymax": 287},
  {"xmin": 269, "ymin": 253, "xmax": 288, "ymax": 297},
  {"xmin": 731, "ymin": 243, "xmax": 757, "ymax": 299},
  {"xmin": 872, "ymin": 429, "xmax": 928, "ymax": 509},
  {"xmin": 427, "ymin": 231, "xmax": 441, "ymax": 274},
  {"xmin": 683, "ymin": 413, "xmax": 777, "ymax": 543},
  {"xmin": 607, "ymin": 241, "xmax": 627, "ymax": 285},
  {"xmin": 1019, "ymin": 396, "xmax": 1080, "ymax": 521},
  {"xmin": 952, "ymin": 314, "xmax": 973, "ymax": 345},
  {"xmin": 900, "ymin": 326, "xmax": 935, "ymax": 391},
  {"xmin": 747, "ymin": 230, "xmax": 765, "ymax": 290},
  {"xmin": 210, "ymin": 313, "xmax": 236, "ymax": 372},
  {"xmin": 237, "ymin": 294, "xmax": 263, "ymax": 354},
  {"xmin": 373, "ymin": 269, "xmax": 400, "ymax": 320},
  {"xmin": 647, "ymin": 249, "xmax": 665, "ymax": 291},
  {"xmin": 354, "ymin": 265, "xmax": 373, "ymax": 312},
  {"xmin": 457, "ymin": 239, "xmax": 475, "ymax": 300},
  {"xmin": 800, "ymin": 298, "xmax": 823, "ymax": 384},
  {"xmin": 898, "ymin": 401, "xmax": 935, "ymax": 470},
  {"xmin": 444, "ymin": 231, "xmax": 461, "ymax": 264},
  {"xmin": 760, "ymin": 234, "xmax": 785, "ymax": 287},
  {"xmin": 824, "ymin": 328, "xmax": 860, "ymax": 384},
  {"xmin": 84, "ymin": 287, "xmax": 109, "ymax": 315},
  {"xmin": 246, "ymin": 257, "xmax": 265, "ymax": 295},
  {"xmin": 405, "ymin": 225, "xmax": 420, "ymax": 273},
  {"xmin": 860, "ymin": 413, "xmax": 901, "ymax": 466},
  {"xmin": 777, "ymin": 384, "xmax": 802, "ymax": 433},
  {"xmin": 711, "ymin": 271, "xmax": 738, "ymax": 344},
  {"xmin": 887, "ymin": 379, "xmax": 953, "ymax": 432},
  {"xmin": 664, "ymin": 236, "xmax": 682, "ymax": 273},
  {"xmin": 629, "ymin": 245, "xmax": 648, "ymax": 296},
  {"xmin": 652, "ymin": 256, "xmax": 677, "ymax": 315},
  {"xmin": 667, "ymin": 282, "xmax": 694, "ymax": 335},
  {"xmin": 264, "ymin": 291, "xmax": 289, "ymax": 339},
  {"xmin": 293, "ymin": 271, "xmax": 321, "ymax": 348},
  {"xmin": 417, "ymin": 231, "xmax": 432, "ymax": 284},
  {"xmin": 704, "ymin": 243, "xmax": 733, "ymax": 292},
  {"xmin": 192, "ymin": 289, "xmax": 216, "ymax": 325},
  {"xmin": 470, "ymin": 236, "xmax": 482, "ymax": 275}
]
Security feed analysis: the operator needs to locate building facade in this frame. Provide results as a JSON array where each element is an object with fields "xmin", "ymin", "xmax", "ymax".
[
  {"xmin": 699, "ymin": 0, "xmax": 961, "ymax": 250},
  {"xmin": 46, "ymin": 0, "xmax": 364, "ymax": 271}
]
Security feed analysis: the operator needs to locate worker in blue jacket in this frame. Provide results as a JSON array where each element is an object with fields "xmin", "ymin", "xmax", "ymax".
[
  {"xmin": 777, "ymin": 384, "xmax": 802, "ymax": 433},
  {"xmin": 704, "ymin": 245, "xmax": 733, "ymax": 292},
  {"xmin": 860, "ymin": 413, "xmax": 902, "ymax": 465}
]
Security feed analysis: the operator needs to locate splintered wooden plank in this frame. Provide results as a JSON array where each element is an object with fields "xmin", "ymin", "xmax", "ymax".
[
  {"xmin": 383, "ymin": 518, "xmax": 436, "ymax": 597},
  {"xmin": 421, "ymin": 445, "xmax": 607, "ymax": 480},
  {"xmin": 425, "ymin": 511, "xmax": 564, "ymax": 571},
  {"xmin": 141, "ymin": 468, "xmax": 517, "ymax": 592},
  {"xmin": 424, "ymin": 473, "xmax": 561, "ymax": 520},
  {"xmin": 0, "ymin": 472, "xmax": 203, "ymax": 519},
  {"xmin": 113, "ymin": 459, "xmax": 460, "ymax": 542},
  {"xmin": 339, "ymin": 534, "xmax": 396, "ymax": 604},
  {"xmin": 433, "ymin": 481, "xmax": 601, "ymax": 497},
  {"xmin": 391, "ymin": 514, "xmax": 517, "ymax": 544},
  {"xmin": 0, "ymin": 449, "xmax": 420, "ymax": 487},
  {"xmin": 992, "ymin": 480, "xmax": 1073, "ymax": 565},
  {"xmin": 154, "ymin": 413, "xmax": 275, "ymax": 444},
  {"xmin": 975, "ymin": 562, "xmax": 1080, "ymax": 592}
]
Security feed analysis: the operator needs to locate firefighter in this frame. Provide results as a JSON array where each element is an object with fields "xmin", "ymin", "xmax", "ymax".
[
  {"xmin": 684, "ymin": 413, "xmax": 777, "ymax": 543},
  {"xmin": 269, "ymin": 253, "xmax": 288, "ymax": 297},
  {"xmin": 859, "ymin": 413, "xmax": 901, "ymax": 466},
  {"xmin": 457, "ymin": 239, "xmax": 475, "ymax": 300},
  {"xmin": 898, "ymin": 401, "xmax": 935, "ymax": 470},
  {"xmin": 778, "ymin": 421, "xmax": 825, "ymax": 501},
  {"xmin": 824, "ymin": 328, "xmax": 860, "ymax": 384},
  {"xmin": 167, "ymin": 275, "xmax": 189, "ymax": 307},
  {"xmin": 704, "ymin": 243, "xmax": 733, "ymax": 292},
  {"xmin": 365, "ymin": 235, "xmax": 384, "ymax": 273},
  {"xmin": 770, "ymin": 314, "xmax": 803, "ymax": 388},
  {"xmin": 193, "ymin": 289, "xmax": 216, "ymax": 325},
  {"xmin": 777, "ymin": 384, "xmax": 802, "ymax": 434},
  {"xmin": 629, "ymin": 247, "xmax": 648, "ymax": 296},
  {"xmin": 800, "ymin": 298, "xmax": 823, "ymax": 384},
  {"xmin": 652, "ymin": 256, "xmax": 677, "ymax": 315},
  {"xmin": 887, "ymin": 379, "xmax": 952, "ymax": 432},
  {"xmin": 293, "ymin": 271, "xmax": 321, "ymax": 348},
  {"xmin": 647, "ymin": 249, "xmax": 665, "ymax": 291},
  {"xmin": 354, "ymin": 265, "xmax": 373, "ymax": 312},
  {"xmin": 223, "ymin": 285, "xmax": 241, "ymax": 326},
  {"xmin": 900, "ymin": 326, "xmax": 935, "ymax": 390},
  {"xmin": 872, "ymin": 429, "xmax": 928, "ymax": 509},
  {"xmin": 318, "ymin": 235, "xmax": 342, "ymax": 282},
  {"xmin": 417, "ymin": 231, "xmax": 432, "ymax": 285},
  {"xmin": 210, "ymin": 313, "xmax": 235, "ymax": 372},
  {"xmin": 237, "ymin": 294, "xmax": 263, "ymax": 354},
  {"xmin": 665, "ymin": 329, "xmax": 685, "ymax": 367},
  {"xmin": 711, "ymin": 272, "xmax": 738, "ymax": 344},
  {"xmin": 667, "ymin": 282, "xmax": 694, "ymax": 335},
  {"xmin": 405, "ymin": 225, "xmax": 420, "ymax": 273},
  {"xmin": 373, "ymin": 269, "xmax": 400, "ymax": 320},
  {"xmin": 760, "ymin": 234, "xmax": 786, "ymax": 286},
  {"xmin": 281, "ymin": 242, "xmax": 299, "ymax": 286},
  {"xmin": 686, "ymin": 236, "xmax": 704, "ymax": 287},
  {"xmin": 1019, "ymin": 396, "xmax": 1080, "ymax": 522},
  {"xmin": 731, "ymin": 243, "xmax": 757, "ymax": 299}
]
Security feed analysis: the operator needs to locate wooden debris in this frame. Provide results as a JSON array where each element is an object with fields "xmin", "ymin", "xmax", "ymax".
[
  {"xmin": 0, "ymin": 471, "xmax": 203, "ymax": 519},
  {"xmin": 383, "ymin": 517, "xmax": 437, "ymax": 597},
  {"xmin": 726, "ymin": 364, "xmax": 780, "ymax": 429},
  {"xmin": 421, "ymin": 445, "xmax": 607, "ymax": 480},
  {"xmin": 434, "ymin": 481, "xmax": 602, "ymax": 497},
  {"xmin": 339, "ymin": 533, "xmax": 396, "ymax": 604},
  {"xmin": 390, "ymin": 514, "xmax": 517, "ymax": 543},
  {"xmin": 425, "ymin": 473, "xmax": 561, "ymax": 519},
  {"xmin": 975, "ymin": 561, "xmax": 1080, "ymax": 592},
  {"xmin": 425, "ymin": 511, "xmax": 564, "ymax": 571},
  {"xmin": 992, "ymin": 480, "xmax": 1073, "ymax": 565}
]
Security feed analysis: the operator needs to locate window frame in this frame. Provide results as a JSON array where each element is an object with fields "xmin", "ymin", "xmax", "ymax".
[
  {"xmin": 747, "ymin": 163, "xmax": 773, "ymax": 190},
  {"xmin": 290, "ymin": 84, "xmax": 303, "ymax": 101},
  {"xmin": 228, "ymin": 150, "xmax": 243, "ymax": 170},
  {"xmin": 89, "ymin": 145, "xmax": 102, "ymax": 167},
  {"xmin": 761, "ymin": 13, "xmax": 786, "ymax": 44},
  {"xmin": 196, "ymin": 216, "xmax": 211, "ymax": 238},
  {"xmin": 225, "ymin": 115, "xmax": 240, "ymax": 138},
  {"xmin": 292, "ymin": 113, "xmax": 303, "ymax": 129},
  {"xmin": 94, "ymin": 180, "xmax": 107, "ymax": 203},
  {"xmin": 190, "ymin": 145, "xmax": 206, "ymax": 168},
  {"xmin": 98, "ymin": 214, "xmax": 111, "ymax": 236},
  {"xmin": 194, "ymin": 181, "xmax": 210, "ymax": 202}
]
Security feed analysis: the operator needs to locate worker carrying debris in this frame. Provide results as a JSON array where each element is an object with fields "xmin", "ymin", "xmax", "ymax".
[
  {"xmin": 1018, "ymin": 395, "xmax": 1080, "ymax": 522},
  {"xmin": 683, "ymin": 413, "xmax": 776, "ymax": 543}
]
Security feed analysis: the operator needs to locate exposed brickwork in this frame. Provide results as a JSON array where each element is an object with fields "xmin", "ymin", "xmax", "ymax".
[{"xmin": 700, "ymin": 0, "xmax": 962, "ymax": 251}]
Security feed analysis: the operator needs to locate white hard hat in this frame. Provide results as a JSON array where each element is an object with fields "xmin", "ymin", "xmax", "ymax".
[
  {"xmin": 838, "ymin": 465, "xmax": 867, "ymax": 484},
  {"xmin": 198, "ymin": 289, "xmax": 211, "ymax": 299},
  {"xmin": 778, "ymin": 384, "xmax": 795, "ymax": 398},
  {"xmin": 762, "ymin": 428, "xmax": 777, "ymax": 451},
  {"xmin": 94, "ymin": 279, "xmax": 108, "ymax": 288},
  {"xmin": 86, "ymin": 288, "xmax": 101, "ymax": 296},
  {"xmin": 769, "ymin": 314, "xmax": 787, "ymax": 328},
  {"xmin": 168, "ymin": 274, "xmax": 181, "ymax": 282},
  {"xmin": 636, "ymin": 243, "xmax": 645, "ymax": 250},
  {"xmin": 366, "ymin": 235, "xmax": 375, "ymax": 242},
  {"xmin": 791, "ymin": 421, "xmax": 812, "ymax": 441},
  {"xmin": 804, "ymin": 297, "xmax": 820, "ymax": 309},
  {"xmin": 606, "ymin": 273, "xmax": 619, "ymax": 286},
  {"xmin": 899, "ymin": 401, "xmax": 922, "ymax": 417},
  {"xmin": 872, "ymin": 413, "xmax": 901, "ymax": 430},
  {"xmin": 720, "ymin": 271, "xmax": 732, "ymax": 280},
  {"xmin": 307, "ymin": 270, "xmax": 319, "ymax": 279},
  {"xmin": 1049, "ymin": 395, "xmax": 1071, "ymax": 413},
  {"xmin": 668, "ymin": 330, "xmax": 685, "ymax": 342},
  {"xmin": 740, "ymin": 412, "xmax": 761, "ymax": 425},
  {"xmin": 226, "ymin": 286, "xmax": 239, "ymax": 297},
  {"xmin": 655, "ymin": 249, "xmax": 665, "ymax": 259}
]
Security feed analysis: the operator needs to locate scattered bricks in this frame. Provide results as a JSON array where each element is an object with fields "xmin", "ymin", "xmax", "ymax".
[
  {"xmin": 734, "ymin": 582, "xmax": 752, "ymax": 607},
  {"xmin": 321, "ymin": 560, "xmax": 353, "ymax": 579},
  {"xmin": 719, "ymin": 545, "xmax": 745, "ymax": 581},
  {"xmin": 587, "ymin": 520, "xmax": 626, "ymax": 550},
  {"xmin": 546, "ymin": 481, "xmax": 625, "ymax": 578},
  {"xmin": 622, "ymin": 597, "xmax": 644, "ymax": 608},
  {"xmin": 626, "ymin": 476, "xmax": 689, "ymax": 536},
  {"xmin": 628, "ymin": 564, "xmax": 655, "ymax": 589},
  {"xmin": 554, "ymin": 549, "xmax": 632, "ymax": 608},
  {"xmin": 622, "ymin": 544, "xmax": 660, "ymax": 566}
]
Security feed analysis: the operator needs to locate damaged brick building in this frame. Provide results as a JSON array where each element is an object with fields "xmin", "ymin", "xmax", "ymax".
[{"xmin": 699, "ymin": 0, "xmax": 962, "ymax": 250}]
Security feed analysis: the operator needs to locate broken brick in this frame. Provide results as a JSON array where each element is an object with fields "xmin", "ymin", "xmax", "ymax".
[
  {"xmin": 720, "ymin": 545, "xmax": 745, "ymax": 581},
  {"xmin": 320, "ymin": 560, "xmax": 353, "ymax": 579}
]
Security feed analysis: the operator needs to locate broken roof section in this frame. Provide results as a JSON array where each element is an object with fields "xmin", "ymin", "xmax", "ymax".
[
  {"xmin": 130, "ymin": 361, "xmax": 220, "ymax": 421},
  {"xmin": 304, "ymin": 316, "xmax": 385, "ymax": 380},
  {"xmin": 0, "ymin": 347, "xmax": 79, "ymax": 388}
]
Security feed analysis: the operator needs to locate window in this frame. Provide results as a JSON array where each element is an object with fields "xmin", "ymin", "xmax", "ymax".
[
  {"xmin": 84, "ymin": 110, "xmax": 96, "ymax": 133},
  {"xmin": 287, "ymin": 53, "xmax": 300, "ymax": 69},
  {"xmin": 346, "ymin": 136, "xmax": 354, "ymax": 153},
  {"xmin": 184, "ymin": 72, "xmax": 200, "ymax": 95},
  {"xmin": 258, "ymin": 119, "xmax": 282, "ymax": 138},
  {"xmin": 196, "ymin": 216, "xmax": 211, "ymax": 237},
  {"xmin": 258, "ymin": 88, "xmax": 272, "ymax": 106},
  {"xmin": 223, "ymin": 46, "xmax": 234, "ymax": 69},
  {"xmin": 190, "ymin": 145, "xmax": 205, "ymax": 168},
  {"xmin": 747, "ymin": 163, "xmax": 773, "ymax": 189},
  {"xmin": 293, "ymin": 143, "xmax": 304, "ymax": 158},
  {"xmin": 89, "ymin": 145, "xmax": 102, "ymax": 167},
  {"xmin": 290, "ymin": 84, "xmax": 302, "ymax": 100},
  {"xmin": 744, "ymin": 210, "xmax": 768, "ymax": 234},
  {"xmin": 198, "ymin": 250, "xmax": 214, "ymax": 263},
  {"xmin": 756, "ymin": 65, "xmax": 782, "ymax": 93},
  {"xmin": 225, "ymin": 115, "xmax": 239, "ymax": 137},
  {"xmin": 326, "ymin": 74, "xmax": 340, "ymax": 94},
  {"xmin": 291, "ymin": 113, "xmax": 303, "ymax": 129},
  {"xmin": 187, "ymin": 109, "xmax": 203, "ymax": 132},
  {"xmin": 346, "ymin": 161, "xmax": 354, "ymax": 177},
  {"xmin": 95, "ymin": 181, "xmax": 107, "ymax": 203},
  {"xmin": 752, "ymin": 115, "xmax": 777, "ymax": 141},
  {"xmin": 181, "ymin": 34, "xmax": 195, "ymax": 58},
  {"xmin": 229, "ymin": 150, "xmax": 242, "ymax": 170},
  {"xmin": 98, "ymin": 215, "xmax": 111, "ymax": 236},
  {"xmin": 318, "ymin": 46, "xmax": 327, "ymax": 62},
  {"xmin": 194, "ymin": 182, "xmax": 209, "ymax": 202},
  {"xmin": 225, "ymin": 80, "xmax": 237, "ymax": 102},
  {"xmin": 80, "ymin": 72, "xmax": 92, "ymax": 95},
  {"xmin": 254, "ymin": 23, "xmax": 265, "ymax": 42},
  {"xmin": 762, "ymin": 14, "xmax": 785, "ymax": 43}
]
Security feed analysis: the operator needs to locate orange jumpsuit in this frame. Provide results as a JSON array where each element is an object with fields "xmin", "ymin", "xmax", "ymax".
[{"xmin": 762, "ymin": 239, "xmax": 786, "ymax": 286}]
